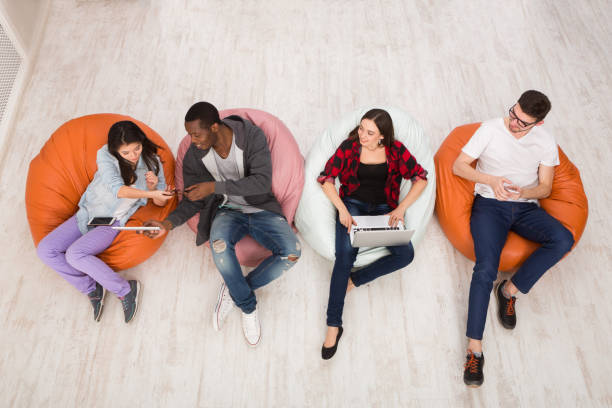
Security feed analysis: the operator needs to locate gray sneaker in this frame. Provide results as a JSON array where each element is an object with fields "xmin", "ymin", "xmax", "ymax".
[
  {"xmin": 119, "ymin": 280, "xmax": 141, "ymax": 323},
  {"xmin": 87, "ymin": 282, "xmax": 106, "ymax": 322}
]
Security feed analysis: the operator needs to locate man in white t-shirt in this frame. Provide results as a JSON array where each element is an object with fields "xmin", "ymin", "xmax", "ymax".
[{"xmin": 452, "ymin": 90, "xmax": 575, "ymax": 387}]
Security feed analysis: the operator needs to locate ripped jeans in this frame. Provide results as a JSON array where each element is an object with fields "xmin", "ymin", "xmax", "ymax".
[{"xmin": 209, "ymin": 208, "xmax": 301, "ymax": 313}]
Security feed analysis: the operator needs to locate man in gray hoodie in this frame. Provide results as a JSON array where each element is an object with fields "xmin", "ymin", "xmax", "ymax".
[{"xmin": 146, "ymin": 102, "xmax": 300, "ymax": 346}]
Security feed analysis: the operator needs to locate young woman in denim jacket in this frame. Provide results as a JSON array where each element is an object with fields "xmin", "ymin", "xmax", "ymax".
[
  {"xmin": 37, "ymin": 121, "xmax": 173, "ymax": 323},
  {"xmin": 317, "ymin": 109, "xmax": 428, "ymax": 359}
]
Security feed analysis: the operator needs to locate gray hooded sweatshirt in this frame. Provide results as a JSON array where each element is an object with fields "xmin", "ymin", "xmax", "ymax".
[{"xmin": 166, "ymin": 115, "xmax": 283, "ymax": 245}]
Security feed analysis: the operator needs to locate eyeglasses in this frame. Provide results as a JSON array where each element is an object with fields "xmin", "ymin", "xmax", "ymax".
[{"xmin": 509, "ymin": 105, "xmax": 538, "ymax": 128}]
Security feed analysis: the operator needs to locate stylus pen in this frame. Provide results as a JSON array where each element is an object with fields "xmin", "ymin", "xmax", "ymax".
[{"xmin": 111, "ymin": 226, "xmax": 161, "ymax": 231}]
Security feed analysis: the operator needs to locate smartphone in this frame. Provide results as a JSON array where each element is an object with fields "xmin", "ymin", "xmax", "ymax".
[
  {"xmin": 503, "ymin": 182, "xmax": 519, "ymax": 194},
  {"xmin": 87, "ymin": 217, "xmax": 116, "ymax": 227}
]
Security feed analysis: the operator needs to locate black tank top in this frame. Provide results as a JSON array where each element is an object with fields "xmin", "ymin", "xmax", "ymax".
[{"xmin": 349, "ymin": 162, "xmax": 388, "ymax": 204}]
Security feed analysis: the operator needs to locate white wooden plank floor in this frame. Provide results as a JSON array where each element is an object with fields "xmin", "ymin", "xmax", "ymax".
[{"xmin": 1, "ymin": 0, "xmax": 611, "ymax": 406}]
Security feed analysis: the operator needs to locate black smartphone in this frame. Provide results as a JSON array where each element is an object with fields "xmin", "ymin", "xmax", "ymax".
[{"xmin": 87, "ymin": 217, "xmax": 116, "ymax": 227}]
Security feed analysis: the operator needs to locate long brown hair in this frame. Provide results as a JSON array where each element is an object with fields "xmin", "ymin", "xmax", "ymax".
[
  {"xmin": 348, "ymin": 108, "xmax": 395, "ymax": 147},
  {"xmin": 107, "ymin": 121, "xmax": 162, "ymax": 185}
]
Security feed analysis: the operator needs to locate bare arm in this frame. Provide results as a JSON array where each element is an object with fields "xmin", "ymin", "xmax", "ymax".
[
  {"xmin": 117, "ymin": 186, "xmax": 154, "ymax": 199},
  {"xmin": 144, "ymin": 170, "xmax": 172, "ymax": 206},
  {"xmin": 150, "ymin": 186, "xmax": 174, "ymax": 206},
  {"xmin": 396, "ymin": 178, "xmax": 427, "ymax": 211},
  {"xmin": 117, "ymin": 185, "xmax": 172, "ymax": 205},
  {"xmin": 321, "ymin": 181, "xmax": 346, "ymax": 212},
  {"xmin": 386, "ymin": 178, "xmax": 428, "ymax": 227},
  {"xmin": 514, "ymin": 164, "xmax": 554, "ymax": 200},
  {"xmin": 452, "ymin": 152, "xmax": 493, "ymax": 185},
  {"xmin": 452, "ymin": 152, "xmax": 513, "ymax": 200},
  {"xmin": 321, "ymin": 181, "xmax": 355, "ymax": 233}
]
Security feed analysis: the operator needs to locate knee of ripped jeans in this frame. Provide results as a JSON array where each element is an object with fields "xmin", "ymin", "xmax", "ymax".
[
  {"xmin": 212, "ymin": 239, "xmax": 227, "ymax": 253},
  {"xmin": 282, "ymin": 241, "xmax": 301, "ymax": 263}
]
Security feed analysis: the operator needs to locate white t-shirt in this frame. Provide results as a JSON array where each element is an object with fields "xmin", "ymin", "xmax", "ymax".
[
  {"xmin": 461, "ymin": 118, "xmax": 559, "ymax": 203},
  {"xmin": 113, "ymin": 184, "xmax": 139, "ymax": 219},
  {"xmin": 213, "ymin": 135, "xmax": 262, "ymax": 214}
]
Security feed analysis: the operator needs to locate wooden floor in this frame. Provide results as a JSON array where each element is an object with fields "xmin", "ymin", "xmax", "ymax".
[{"xmin": 1, "ymin": 0, "xmax": 611, "ymax": 406}]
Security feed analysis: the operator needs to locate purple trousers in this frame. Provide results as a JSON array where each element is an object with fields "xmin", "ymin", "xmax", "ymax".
[{"xmin": 36, "ymin": 215, "xmax": 131, "ymax": 296}]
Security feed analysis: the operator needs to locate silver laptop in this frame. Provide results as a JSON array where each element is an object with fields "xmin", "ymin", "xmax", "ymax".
[{"xmin": 350, "ymin": 215, "xmax": 415, "ymax": 247}]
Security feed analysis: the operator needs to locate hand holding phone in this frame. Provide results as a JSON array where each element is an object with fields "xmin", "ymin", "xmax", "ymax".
[
  {"xmin": 503, "ymin": 182, "xmax": 520, "ymax": 194},
  {"xmin": 184, "ymin": 182, "xmax": 215, "ymax": 201},
  {"xmin": 150, "ymin": 190, "xmax": 174, "ymax": 203}
]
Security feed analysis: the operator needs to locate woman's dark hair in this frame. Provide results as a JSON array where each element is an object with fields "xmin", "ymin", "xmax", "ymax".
[
  {"xmin": 518, "ymin": 90, "xmax": 551, "ymax": 122},
  {"xmin": 107, "ymin": 121, "xmax": 162, "ymax": 186},
  {"xmin": 185, "ymin": 101, "xmax": 221, "ymax": 129},
  {"xmin": 348, "ymin": 108, "xmax": 395, "ymax": 147}
]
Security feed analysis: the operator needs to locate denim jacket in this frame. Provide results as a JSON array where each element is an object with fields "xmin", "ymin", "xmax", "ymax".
[{"xmin": 75, "ymin": 145, "xmax": 166, "ymax": 234}]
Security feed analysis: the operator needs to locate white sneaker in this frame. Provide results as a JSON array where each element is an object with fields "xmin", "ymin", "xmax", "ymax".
[
  {"xmin": 241, "ymin": 309, "xmax": 261, "ymax": 347},
  {"xmin": 213, "ymin": 283, "xmax": 235, "ymax": 331}
]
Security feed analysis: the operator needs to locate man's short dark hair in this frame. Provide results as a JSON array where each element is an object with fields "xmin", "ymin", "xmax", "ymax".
[
  {"xmin": 185, "ymin": 102, "xmax": 221, "ymax": 128},
  {"xmin": 518, "ymin": 90, "xmax": 551, "ymax": 122}
]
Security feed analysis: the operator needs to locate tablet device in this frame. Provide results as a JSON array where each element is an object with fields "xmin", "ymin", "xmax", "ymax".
[
  {"xmin": 111, "ymin": 226, "xmax": 161, "ymax": 231},
  {"xmin": 87, "ymin": 217, "xmax": 116, "ymax": 227}
]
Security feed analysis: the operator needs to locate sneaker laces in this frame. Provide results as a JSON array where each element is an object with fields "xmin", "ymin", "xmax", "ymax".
[
  {"xmin": 120, "ymin": 296, "xmax": 130, "ymax": 312},
  {"xmin": 464, "ymin": 351, "xmax": 480, "ymax": 374},
  {"xmin": 243, "ymin": 311, "xmax": 259, "ymax": 336},
  {"xmin": 219, "ymin": 288, "xmax": 234, "ymax": 314},
  {"xmin": 88, "ymin": 286, "xmax": 102, "ymax": 301},
  {"xmin": 506, "ymin": 297, "xmax": 516, "ymax": 316}
]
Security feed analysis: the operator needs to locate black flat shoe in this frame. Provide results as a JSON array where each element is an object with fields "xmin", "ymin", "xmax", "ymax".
[{"xmin": 321, "ymin": 327, "xmax": 343, "ymax": 360}]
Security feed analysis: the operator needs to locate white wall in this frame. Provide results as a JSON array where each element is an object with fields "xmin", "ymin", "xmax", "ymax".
[
  {"xmin": 0, "ymin": 0, "xmax": 48, "ymax": 54},
  {"xmin": 0, "ymin": 0, "xmax": 50, "ymax": 149}
]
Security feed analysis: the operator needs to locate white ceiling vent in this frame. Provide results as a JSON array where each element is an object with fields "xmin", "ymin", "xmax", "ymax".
[{"xmin": 0, "ymin": 22, "xmax": 22, "ymax": 125}]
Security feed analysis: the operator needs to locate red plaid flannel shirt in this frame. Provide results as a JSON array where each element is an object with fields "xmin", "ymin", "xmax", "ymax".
[{"xmin": 317, "ymin": 139, "xmax": 428, "ymax": 209}]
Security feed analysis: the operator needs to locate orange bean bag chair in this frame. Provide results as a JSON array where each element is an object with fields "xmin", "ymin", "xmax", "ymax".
[
  {"xmin": 26, "ymin": 114, "xmax": 177, "ymax": 271},
  {"xmin": 435, "ymin": 123, "xmax": 588, "ymax": 271}
]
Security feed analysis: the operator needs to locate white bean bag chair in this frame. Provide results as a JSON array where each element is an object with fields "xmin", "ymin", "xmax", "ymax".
[{"xmin": 295, "ymin": 106, "xmax": 436, "ymax": 267}]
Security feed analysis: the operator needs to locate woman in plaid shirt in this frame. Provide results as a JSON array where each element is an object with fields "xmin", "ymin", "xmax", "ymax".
[{"xmin": 317, "ymin": 109, "xmax": 428, "ymax": 359}]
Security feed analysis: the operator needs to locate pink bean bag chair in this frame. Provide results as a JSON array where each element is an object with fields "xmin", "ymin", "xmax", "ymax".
[{"xmin": 175, "ymin": 108, "xmax": 304, "ymax": 267}]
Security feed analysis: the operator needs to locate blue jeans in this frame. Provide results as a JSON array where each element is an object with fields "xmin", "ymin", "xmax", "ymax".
[
  {"xmin": 326, "ymin": 197, "xmax": 414, "ymax": 327},
  {"xmin": 209, "ymin": 208, "xmax": 301, "ymax": 313},
  {"xmin": 466, "ymin": 195, "xmax": 574, "ymax": 340}
]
